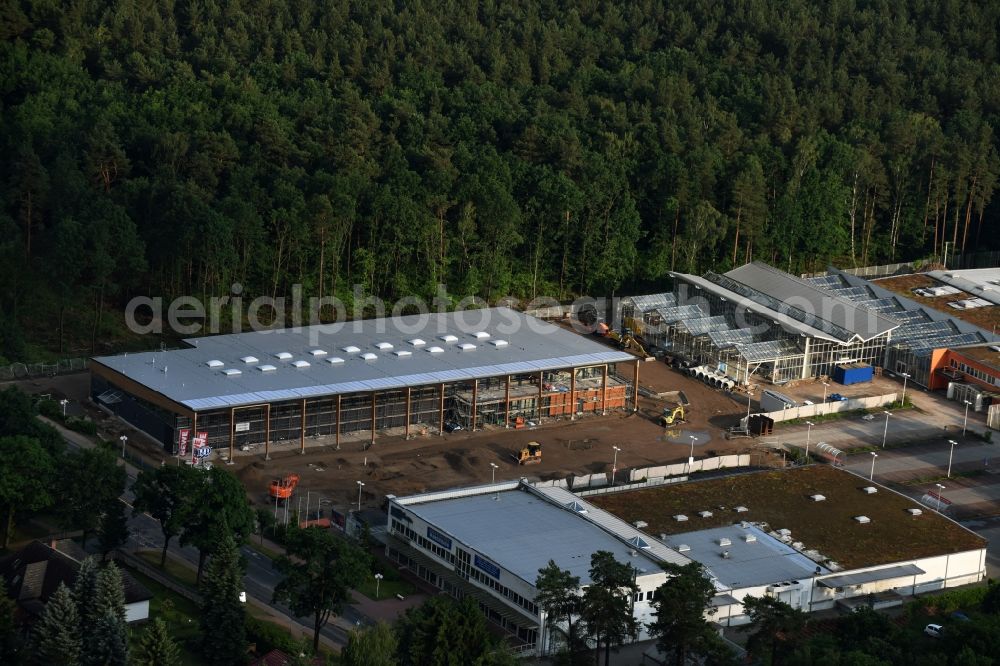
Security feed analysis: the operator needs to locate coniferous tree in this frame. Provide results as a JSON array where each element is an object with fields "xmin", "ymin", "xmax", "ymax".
[
  {"xmin": 342, "ymin": 621, "xmax": 397, "ymax": 666},
  {"xmin": 198, "ymin": 532, "xmax": 246, "ymax": 665},
  {"xmin": 534, "ymin": 560, "xmax": 584, "ymax": 662},
  {"xmin": 90, "ymin": 609, "xmax": 129, "ymax": 666},
  {"xmin": 29, "ymin": 583, "xmax": 81, "ymax": 666},
  {"xmin": 133, "ymin": 618, "xmax": 181, "ymax": 666},
  {"xmin": 82, "ymin": 561, "xmax": 129, "ymax": 666},
  {"xmin": 73, "ymin": 555, "xmax": 100, "ymax": 657}
]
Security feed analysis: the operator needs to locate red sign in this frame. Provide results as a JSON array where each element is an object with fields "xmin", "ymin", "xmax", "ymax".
[
  {"xmin": 193, "ymin": 431, "xmax": 208, "ymax": 462},
  {"xmin": 177, "ymin": 428, "xmax": 191, "ymax": 457}
]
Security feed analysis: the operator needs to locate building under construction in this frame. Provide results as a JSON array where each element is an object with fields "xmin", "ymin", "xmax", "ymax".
[{"xmin": 90, "ymin": 308, "xmax": 638, "ymax": 459}]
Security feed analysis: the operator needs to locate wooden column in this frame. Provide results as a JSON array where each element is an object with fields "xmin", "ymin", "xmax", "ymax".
[
  {"xmin": 601, "ymin": 365, "xmax": 609, "ymax": 414},
  {"xmin": 370, "ymin": 391, "xmax": 377, "ymax": 447},
  {"xmin": 537, "ymin": 371, "xmax": 544, "ymax": 420},
  {"xmin": 632, "ymin": 360, "xmax": 640, "ymax": 411},
  {"xmin": 569, "ymin": 368, "xmax": 576, "ymax": 420},
  {"xmin": 405, "ymin": 387, "xmax": 412, "ymax": 439},
  {"xmin": 335, "ymin": 395, "xmax": 342, "ymax": 450},
  {"xmin": 471, "ymin": 380, "xmax": 478, "ymax": 431},
  {"xmin": 504, "ymin": 375, "xmax": 511, "ymax": 428},
  {"xmin": 439, "ymin": 383, "xmax": 446, "ymax": 435},
  {"xmin": 300, "ymin": 398, "xmax": 307, "ymax": 454},
  {"xmin": 264, "ymin": 404, "xmax": 271, "ymax": 461},
  {"xmin": 229, "ymin": 407, "xmax": 235, "ymax": 463}
]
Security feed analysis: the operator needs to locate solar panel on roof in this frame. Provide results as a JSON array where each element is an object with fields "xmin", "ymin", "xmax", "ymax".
[
  {"xmin": 736, "ymin": 339, "xmax": 802, "ymax": 362},
  {"xmin": 656, "ymin": 304, "xmax": 709, "ymax": 324},
  {"xmin": 805, "ymin": 274, "xmax": 844, "ymax": 288},
  {"xmin": 708, "ymin": 328, "xmax": 754, "ymax": 348},
  {"xmin": 628, "ymin": 293, "xmax": 677, "ymax": 312},
  {"xmin": 892, "ymin": 321, "xmax": 954, "ymax": 342},
  {"xmin": 680, "ymin": 315, "xmax": 730, "ymax": 335}
]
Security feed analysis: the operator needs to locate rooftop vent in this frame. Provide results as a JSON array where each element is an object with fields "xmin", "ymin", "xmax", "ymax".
[
  {"xmin": 907, "ymin": 508, "xmax": 923, "ymax": 516},
  {"xmin": 375, "ymin": 342, "xmax": 393, "ymax": 350},
  {"xmin": 565, "ymin": 501, "xmax": 588, "ymax": 514},
  {"xmin": 862, "ymin": 486, "xmax": 877, "ymax": 494},
  {"xmin": 698, "ymin": 510, "xmax": 713, "ymax": 518},
  {"xmin": 326, "ymin": 357, "xmax": 344, "ymax": 365},
  {"xmin": 258, "ymin": 364, "xmax": 277, "ymax": 373},
  {"xmin": 721, "ymin": 551, "xmax": 731, "ymax": 559},
  {"xmin": 342, "ymin": 345, "xmax": 361, "ymax": 354},
  {"xmin": 854, "ymin": 515, "xmax": 871, "ymax": 524},
  {"xmin": 241, "ymin": 356, "xmax": 259, "ymax": 364},
  {"xmin": 427, "ymin": 346, "xmax": 444, "ymax": 354},
  {"xmin": 490, "ymin": 339, "xmax": 509, "ymax": 347},
  {"xmin": 393, "ymin": 350, "xmax": 412, "ymax": 357},
  {"xmin": 291, "ymin": 360, "xmax": 310, "ymax": 368},
  {"xmin": 634, "ymin": 520, "xmax": 648, "ymax": 529},
  {"xmin": 472, "ymin": 331, "xmax": 490, "ymax": 339},
  {"xmin": 674, "ymin": 514, "xmax": 688, "ymax": 522},
  {"xmin": 734, "ymin": 506, "xmax": 748, "ymax": 513},
  {"xmin": 206, "ymin": 360, "xmax": 224, "ymax": 368},
  {"xmin": 275, "ymin": 352, "xmax": 293, "ymax": 360},
  {"xmin": 676, "ymin": 544, "xmax": 691, "ymax": 552},
  {"xmin": 627, "ymin": 536, "xmax": 651, "ymax": 550},
  {"xmin": 718, "ymin": 537, "xmax": 732, "ymax": 547},
  {"xmin": 439, "ymin": 334, "xmax": 458, "ymax": 343},
  {"xmin": 458, "ymin": 343, "xmax": 476, "ymax": 351},
  {"xmin": 360, "ymin": 353, "xmax": 377, "ymax": 361},
  {"xmin": 743, "ymin": 534, "xmax": 757, "ymax": 543},
  {"xmin": 810, "ymin": 494, "xmax": 826, "ymax": 502},
  {"xmin": 222, "ymin": 368, "xmax": 242, "ymax": 376},
  {"xmin": 309, "ymin": 349, "xmax": 327, "ymax": 357},
  {"xmin": 408, "ymin": 338, "xmax": 426, "ymax": 347},
  {"xmin": 777, "ymin": 528, "xmax": 792, "ymax": 537}
]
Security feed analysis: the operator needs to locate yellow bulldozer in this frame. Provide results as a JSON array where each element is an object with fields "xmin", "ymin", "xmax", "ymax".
[
  {"xmin": 517, "ymin": 441, "xmax": 542, "ymax": 465},
  {"xmin": 660, "ymin": 405, "xmax": 686, "ymax": 426}
]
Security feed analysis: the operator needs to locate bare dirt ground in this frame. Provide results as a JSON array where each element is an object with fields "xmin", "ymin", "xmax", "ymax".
[{"xmin": 233, "ymin": 356, "xmax": 750, "ymax": 513}]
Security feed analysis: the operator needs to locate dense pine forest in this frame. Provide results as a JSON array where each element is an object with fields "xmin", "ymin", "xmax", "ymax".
[{"xmin": 2, "ymin": 0, "xmax": 999, "ymax": 360}]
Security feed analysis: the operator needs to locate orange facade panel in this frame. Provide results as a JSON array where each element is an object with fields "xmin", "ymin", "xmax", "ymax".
[{"xmin": 545, "ymin": 385, "xmax": 627, "ymax": 416}]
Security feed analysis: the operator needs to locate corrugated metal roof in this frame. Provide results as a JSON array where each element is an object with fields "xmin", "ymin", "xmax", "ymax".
[
  {"xmin": 93, "ymin": 308, "xmax": 637, "ymax": 411},
  {"xmin": 818, "ymin": 563, "xmax": 924, "ymax": 588}
]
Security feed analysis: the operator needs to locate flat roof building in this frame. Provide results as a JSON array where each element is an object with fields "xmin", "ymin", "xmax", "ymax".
[{"xmin": 90, "ymin": 308, "xmax": 640, "ymax": 458}]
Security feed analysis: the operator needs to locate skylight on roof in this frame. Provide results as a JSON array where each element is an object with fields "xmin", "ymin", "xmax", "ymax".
[
  {"xmin": 222, "ymin": 368, "xmax": 242, "ymax": 376},
  {"xmin": 408, "ymin": 338, "xmax": 426, "ymax": 346},
  {"xmin": 439, "ymin": 334, "xmax": 458, "ymax": 343},
  {"xmin": 393, "ymin": 350, "xmax": 412, "ymax": 357},
  {"xmin": 361, "ymin": 352, "xmax": 378, "ymax": 361},
  {"xmin": 275, "ymin": 352, "xmax": 292, "ymax": 360},
  {"xmin": 241, "ymin": 356, "xmax": 258, "ymax": 364},
  {"xmin": 489, "ymin": 339, "xmax": 509, "ymax": 347},
  {"xmin": 258, "ymin": 364, "xmax": 276, "ymax": 372},
  {"xmin": 309, "ymin": 349, "xmax": 327, "ymax": 357},
  {"xmin": 375, "ymin": 342, "xmax": 394, "ymax": 350},
  {"xmin": 206, "ymin": 359, "xmax": 224, "ymax": 368},
  {"xmin": 458, "ymin": 343, "xmax": 476, "ymax": 351},
  {"xmin": 426, "ymin": 346, "xmax": 444, "ymax": 353},
  {"xmin": 326, "ymin": 357, "xmax": 344, "ymax": 365},
  {"xmin": 342, "ymin": 345, "xmax": 361, "ymax": 353},
  {"xmin": 291, "ymin": 360, "xmax": 310, "ymax": 368},
  {"xmin": 472, "ymin": 331, "xmax": 490, "ymax": 339}
]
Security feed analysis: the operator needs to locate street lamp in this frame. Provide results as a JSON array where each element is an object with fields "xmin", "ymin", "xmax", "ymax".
[
  {"xmin": 947, "ymin": 440, "xmax": 958, "ymax": 478},
  {"xmin": 746, "ymin": 390, "xmax": 754, "ymax": 424},
  {"xmin": 881, "ymin": 411, "xmax": 891, "ymax": 448},
  {"xmin": 900, "ymin": 372, "xmax": 910, "ymax": 407},
  {"xmin": 935, "ymin": 483, "xmax": 945, "ymax": 512},
  {"xmin": 869, "ymin": 452, "xmax": 878, "ymax": 481},
  {"xmin": 59, "ymin": 398, "xmax": 68, "ymax": 417},
  {"xmin": 356, "ymin": 481, "xmax": 365, "ymax": 513},
  {"xmin": 490, "ymin": 462, "xmax": 499, "ymax": 500},
  {"xmin": 119, "ymin": 435, "xmax": 128, "ymax": 459},
  {"xmin": 962, "ymin": 400, "xmax": 972, "ymax": 437},
  {"xmin": 822, "ymin": 382, "xmax": 829, "ymax": 405},
  {"xmin": 688, "ymin": 435, "xmax": 697, "ymax": 464},
  {"xmin": 611, "ymin": 446, "xmax": 622, "ymax": 486},
  {"xmin": 374, "ymin": 573, "xmax": 383, "ymax": 599},
  {"xmin": 805, "ymin": 422, "xmax": 814, "ymax": 460}
]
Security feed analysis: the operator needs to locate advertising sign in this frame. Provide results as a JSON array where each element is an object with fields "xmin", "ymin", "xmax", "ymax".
[
  {"xmin": 235, "ymin": 422, "xmax": 251, "ymax": 433},
  {"xmin": 426, "ymin": 526, "xmax": 453, "ymax": 550},
  {"xmin": 177, "ymin": 428, "xmax": 191, "ymax": 457},
  {"xmin": 474, "ymin": 554, "xmax": 501, "ymax": 579},
  {"xmin": 193, "ymin": 431, "xmax": 208, "ymax": 462}
]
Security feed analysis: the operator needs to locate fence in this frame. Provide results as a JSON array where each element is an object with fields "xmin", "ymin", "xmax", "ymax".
[
  {"xmin": 0, "ymin": 357, "xmax": 89, "ymax": 381},
  {"xmin": 568, "ymin": 454, "xmax": 751, "ymax": 491},
  {"xmin": 750, "ymin": 393, "xmax": 898, "ymax": 424},
  {"xmin": 111, "ymin": 549, "xmax": 202, "ymax": 604}
]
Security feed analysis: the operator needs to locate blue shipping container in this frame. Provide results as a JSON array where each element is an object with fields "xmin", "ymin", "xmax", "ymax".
[{"xmin": 833, "ymin": 364, "xmax": 874, "ymax": 385}]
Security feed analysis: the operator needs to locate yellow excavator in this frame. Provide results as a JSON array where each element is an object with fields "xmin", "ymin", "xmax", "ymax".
[
  {"xmin": 660, "ymin": 405, "xmax": 686, "ymax": 426},
  {"xmin": 517, "ymin": 441, "xmax": 542, "ymax": 465},
  {"xmin": 608, "ymin": 328, "xmax": 650, "ymax": 358}
]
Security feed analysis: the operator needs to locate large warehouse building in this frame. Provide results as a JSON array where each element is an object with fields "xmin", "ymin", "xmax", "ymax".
[
  {"xmin": 386, "ymin": 467, "xmax": 986, "ymax": 657},
  {"xmin": 90, "ymin": 308, "xmax": 639, "ymax": 459}
]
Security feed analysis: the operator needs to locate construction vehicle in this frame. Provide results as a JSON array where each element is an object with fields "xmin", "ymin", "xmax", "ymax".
[
  {"xmin": 269, "ymin": 474, "xmax": 300, "ymax": 500},
  {"xmin": 517, "ymin": 441, "xmax": 542, "ymax": 465},
  {"xmin": 511, "ymin": 416, "xmax": 526, "ymax": 429},
  {"xmin": 608, "ymin": 328, "xmax": 650, "ymax": 358},
  {"xmin": 660, "ymin": 405, "xmax": 687, "ymax": 426}
]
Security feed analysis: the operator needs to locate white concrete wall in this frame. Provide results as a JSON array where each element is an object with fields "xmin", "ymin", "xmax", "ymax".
[
  {"xmin": 749, "ymin": 393, "xmax": 898, "ymax": 424},
  {"xmin": 125, "ymin": 599, "xmax": 149, "ymax": 624}
]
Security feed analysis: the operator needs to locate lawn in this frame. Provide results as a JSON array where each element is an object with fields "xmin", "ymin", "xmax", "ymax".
[
  {"xmin": 589, "ymin": 466, "xmax": 986, "ymax": 569},
  {"xmin": 354, "ymin": 572, "xmax": 416, "ymax": 601},
  {"xmin": 121, "ymin": 567, "xmax": 205, "ymax": 665},
  {"xmin": 137, "ymin": 550, "xmax": 200, "ymax": 587}
]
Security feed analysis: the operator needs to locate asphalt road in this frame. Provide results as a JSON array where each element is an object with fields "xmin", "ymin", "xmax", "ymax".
[{"xmin": 49, "ymin": 418, "xmax": 365, "ymax": 648}]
